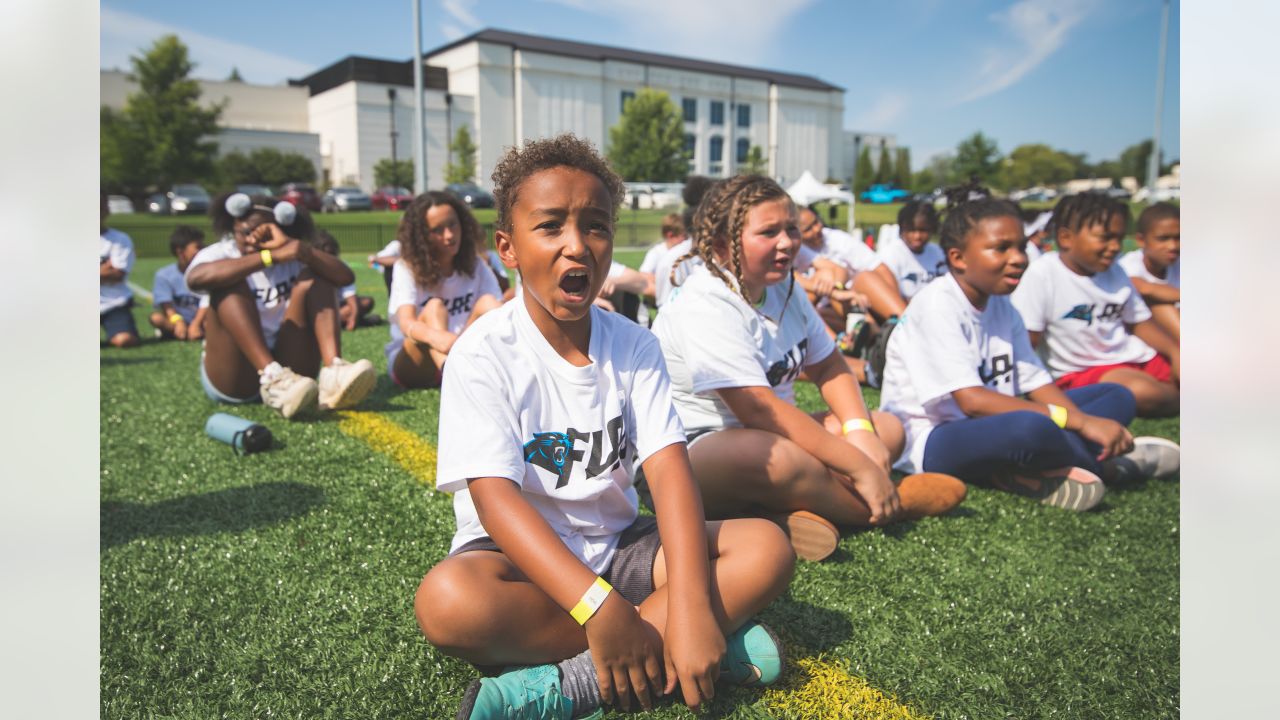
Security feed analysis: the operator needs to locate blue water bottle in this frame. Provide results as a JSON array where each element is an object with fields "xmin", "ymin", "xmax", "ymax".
[{"xmin": 204, "ymin": 413, "xmax": 273, "ymax": 455}]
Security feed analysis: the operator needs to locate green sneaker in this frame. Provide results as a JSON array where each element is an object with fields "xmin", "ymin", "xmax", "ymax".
[
  {"xmin": 720, "ymin": 620, "xmax": 785, "ymax": 687},
  {"xmin": 456, "ymin": 663, "xmax": 602, "ymax": 720}
]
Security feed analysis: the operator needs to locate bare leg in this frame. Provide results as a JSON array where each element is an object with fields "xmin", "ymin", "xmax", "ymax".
[
  {"xmin": 1150, "ymin": 303, "xmax": 1180, "ymax": 344},
  {"xmin": 687, "ymin": 428, "xmax": 873, "ymax": 527},
  {"xmin": 203, "ymin": 283, "xmax": 273, "ymax": 398},
  {"xmin": 464, "ymin": 293, "xmax": 502, "ymax": 331},
  {"xmin": 391, "ymin": 298, "xmax": 455, "ymax": 389},
  {"xmin": 852, "ymin": 271, "xmax": 906, "ymax": 323},
  {"xmin": 414, "ymin": 519, "xmax": 793, "ymax": 667},
  {"xmin": 1099, "ymin": 368, "xmax": 1179, "ymax": 417},
  {"xmin": 275, "ymin": 271, "xmax": 341, "ymax": 378},
  {"xmin": 107, "ymin": 331, "xmax": 140, "ymax": 348}
]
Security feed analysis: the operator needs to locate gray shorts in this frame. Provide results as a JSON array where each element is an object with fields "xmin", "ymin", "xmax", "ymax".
[{"xmin": 450, "ymin": 515, "xmax": 661, "ymax": 606}]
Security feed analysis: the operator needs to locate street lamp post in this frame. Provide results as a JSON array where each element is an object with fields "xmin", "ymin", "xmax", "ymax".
[{"xmin": 388, "ymin": 87, "xmax": 399, "ymax": 167}]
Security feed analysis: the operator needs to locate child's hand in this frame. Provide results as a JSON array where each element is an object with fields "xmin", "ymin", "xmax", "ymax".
[
  {"xmin": 172, "ymin": 321, "xmax": 187, "ymax": 340},
  {"xmin": 845, "ymin": 427, "xmax": 892, "ymax": 475},
  {"xmin": 662, "ymin": 603, "xmax": 724, "ymax": 710},
  {"xmin": 810, "ymin": 272, "xmax": 835, "ymax": 297},
  {"xmin": 585, "ymin": 592, "xmax": 665, "ymax": 712},
  {"xmin": 254, "ymin": 223, "xmax": 293, "ymax": 251},
  {"xmin": 1078, "ymin": 415, "xmax": 1133, "ymax": 461},
  {"xmin": 847, "ymin": 465, "xmax": 901, "ymax": 525},
  {"xmin": 187, "ymin": 324, "xmax": 204, "ymax": 341}
]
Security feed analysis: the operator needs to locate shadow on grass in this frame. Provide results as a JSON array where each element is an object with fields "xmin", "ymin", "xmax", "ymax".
[{"xmin": 101, "ymin": 481, "xmax": 325, "ymax": 549}]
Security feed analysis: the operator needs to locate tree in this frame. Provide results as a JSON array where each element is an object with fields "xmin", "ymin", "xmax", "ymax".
[
  {"xmin": 874, "ymin": 144, "xmax": 892, "ymax": 184},
  {"xmin": 444, "ymin": 126, "xmax": 478, "ymax": 185},
  {"xmin": 952, "ymin": 131, "xmax": 1002, "ymax": 187},
  {"xmin": 738, "ymin": 145, "xmax": 768, "ymax": 176},
  {"xmin": 853, "ymin": 146, "xmax": 874, "ymax": 193},
  {"xmin": 606, "ymin": 88, "xmax": 687, "ymax": 182},
  {"xmin": 374, "ymin": 158, "xmax": 414, "ymax": 188},
  {"xmin": 1002, "ymin": 144, "xmax": 1076, "ymax": 189},
  {"xmin": 227, "ymin": 67, "xmax": 244, "ymax": 82},
  {"xmin": 217, "ymin": 148, "xmax": 316, "ymax": 189},
  {"xmin": 1118, "ymin": 139, "xmax": 1154, "ymax": 186},
  {"xmin": 892, "ymin": 147, "xmax": 911, "ymax": 188},
  {"xmin": 102, "ymin": 35, "xmax": 223, "ymax": 197}
]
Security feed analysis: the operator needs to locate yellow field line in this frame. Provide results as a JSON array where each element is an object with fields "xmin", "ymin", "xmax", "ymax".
[
  {"xmin": 336, "ymin": 410, "xmax": 437, "ymax": 487},
  {"xmin": 762, "ymin": 652, "xmax": 928, "ymax": 720},
  {"xmin": 338, "ymin": 411, "xmax": 924, "ymax": 717}
]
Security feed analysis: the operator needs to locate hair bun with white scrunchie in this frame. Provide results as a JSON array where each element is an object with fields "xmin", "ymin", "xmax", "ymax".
[{"xmin": 224, "ymin": 192, "xmax": 297, "ymax": 226}]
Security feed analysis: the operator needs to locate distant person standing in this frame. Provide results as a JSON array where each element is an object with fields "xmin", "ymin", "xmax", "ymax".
[{"xmin": 100, "ymin": 192, "xmax": 140, "ymax": 348}]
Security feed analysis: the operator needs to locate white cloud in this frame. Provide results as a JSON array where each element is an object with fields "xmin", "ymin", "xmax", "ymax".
[
  {"xmin": 955, "ymin": 0, "xmax": 1097, "ymax": 104},
  {"xmin": 442, "ymin": 24, "xmax": 466, "ymax": 41},
  {"xmin": 100, "ymin": 6, "xmax": 316, "ymax": 84},
  {"xmin": 538, "ymin": 0, "xmax": 816, "ymax": 66},
  {"xmin": 442, "ymin": 0, "xmax": 481, "ymax": 30},
  {"xmin": 853, "ymin": 93, "xmax": 908, "ymax": 130}
]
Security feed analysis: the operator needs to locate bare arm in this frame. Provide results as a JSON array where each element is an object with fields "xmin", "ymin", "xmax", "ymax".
[
  {"xmin": 951, "ymin": 384, "xmax": 1133, "ymax": 460},
  {"xmin": 396, "ymin": 303, "xmax": 457, "ymax": 353},
  {"xmin": 806, "ymin": 349, "xmax": 892, "ymax": 473},
  {"xmin": 1028, "ymin": 330, "xmax": 1043, "ymax": 348},
  {"xmin": 1130, "ymin": 277, "xmax": 1181, "ymax": 305}
]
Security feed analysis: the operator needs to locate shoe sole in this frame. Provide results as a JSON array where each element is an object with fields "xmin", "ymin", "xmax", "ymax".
[
  {"xmin": 766, "ymin": 510, "xmax": 839, "ymax": 562},
  {"xmin": 725, "ymin": 621, "xmax": 787, "ymax": 687},
  {"xmin": 1132, "ymin": 436, "xmax": 1181, "ymax": 478},
  {"xmin": 277, "ymin": 381, "xmax": 319, "ymax": 420},
  {"xmin": 320, "ymin": 365, "xmax": 376, "ymax": 411},
  {"xmin": 993, "ymin": 466, "xmax": 1105, "ymax": 512},
  {"xmin": 455, "ymin": 679, "xmax": 483, "ymax": 720},
  {"xmin": 897, "ymin": 472, "xmax": 968, "ymax": 520}
]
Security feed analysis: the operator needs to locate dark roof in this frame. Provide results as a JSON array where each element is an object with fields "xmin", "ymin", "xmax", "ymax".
[
  {"xmin": 426, "ymin": 29, "xmax": 841, "ymax": 92},
  {"xmin": 290, "ymin": 56, "xmax": 448, "ymax": 96}
]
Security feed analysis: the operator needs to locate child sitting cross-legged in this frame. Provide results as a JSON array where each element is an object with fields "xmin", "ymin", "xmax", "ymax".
[
  {"xmin": 149, "ymin": 225, "xmax": 209, "ymax": 341},
  {"xmin": 415, "ymin": 135, "xmax": 796, "ymax": 720},
  {"xmin": 1118, "ymin": 202, "xmax": 1180, "ymax": 342}
]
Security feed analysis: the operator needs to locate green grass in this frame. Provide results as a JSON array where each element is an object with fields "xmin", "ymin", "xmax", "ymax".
[{"xmin": 102, "ymin": 255, "xmax": 1178, "ymax": 719}]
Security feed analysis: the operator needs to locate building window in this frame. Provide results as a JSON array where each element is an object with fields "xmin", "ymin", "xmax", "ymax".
[
  {"xmin": 710, "ymin": 101, "xmax": 724, "ymax": 126},
  {"xmin": 683, "ymin": 133, "xmax": 697, "ymax": 157},
  {"xmin": 682, "ymin": 98, "xmax": 697, "ymax": 123},
  {"xmin": 737, "ymin": 104, "xmax": 750, "ymax": 128},
  {"xmin": 736, "ymin": 138, "xmax": 750, "ymax": 163},
  {"xmin": 710, "ymin": 136, "xmax": 723, "ymax": 162},
  {"xmin": 620, "ymin": 90, "xmax": 635, "ymax": 113}
]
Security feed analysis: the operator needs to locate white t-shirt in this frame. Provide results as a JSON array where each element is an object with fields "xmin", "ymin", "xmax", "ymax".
[
  {"xmin": 99, "ymin": 228, "xmax": 135, "ymax": 314},
  {"xmin": 878, "ymin": 238, "xmax": 948, "ymax": 300},
  {"xmin": 436, "ymin": 300, "xmax": 687, "ymax": 574},
  {"xmin": 387, "ymin": 259, "xmax": 501, "ymax": 341},
  {"xmin": 881, "ymin": 273, "xmax": 1054, "ymax": 473},
  {"xmin": 152, "ymin": 262, "xmax": 204, "ymax": 323},
  {"xmin": 654, "ymin": 266, "xmax": 837, "ymax": 434},
  {"xmin": 1025, "ymin": 242, "xmax": 1045, "ymax": 265},
  {"xmin": 640, "ymin": 241, "xmax": 670, "ymax": 276},
  {"xmin": 808, "ymin": 226, "xmax": 883, "ymax": 276},
  {"xmin": 375, "ymin": 239, "xmax": 401, "ymax": 258},
  {"xmin": 185, "ymin": 237, "xmax": 302, "ymax": 347},
  {"xmin": 1011, "ymin": 252, "xmax": 1155, "ymax": 376},
  {"xmin": 1118, "ymin": 250, "xmax": 1180, "ymax": 290}
]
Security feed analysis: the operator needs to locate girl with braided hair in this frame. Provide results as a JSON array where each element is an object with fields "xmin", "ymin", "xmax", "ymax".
[
  {"xmin": 1012, "ymin": 193, "xmax": 1180, "ymax": 417},
  {"xmin": 652, "ymin": 174, "xmax": 967, "ymax": 562}
]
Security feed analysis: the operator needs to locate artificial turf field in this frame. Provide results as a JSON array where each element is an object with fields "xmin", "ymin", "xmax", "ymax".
[{"xmin": 101, "ymin": 250, "xmax": 1179, "ymax": 719}]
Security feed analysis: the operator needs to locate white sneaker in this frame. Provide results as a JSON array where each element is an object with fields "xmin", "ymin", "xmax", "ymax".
[
  {"xmin": 1107, "ymin": 436, "xmax": 1181, "ymax": 483},
  {"xmin": 318, "ymin": 357, "xmax": 376, "ymax": 410},
  {"xmin": 259, "ymin": 362, "xmax": 319, "ymax": 420}
]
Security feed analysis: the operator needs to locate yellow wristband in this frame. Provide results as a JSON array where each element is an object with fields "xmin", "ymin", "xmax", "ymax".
[
  {"xmin": 260, "ymin": 249, "xmax": 273, "ymax": 267},
  {"xmin": 569, "ymin": 576, "xmax": 613, "ymax": 626},
  {"xmin": 169, "ymin": 313, "xmax": 184, "ymax": 325},
  {"xmin": 1048, "ymin": 404, "xmax": 1069, "ymax": 429},
  {"xmin": 842, "ymin": 418, "xmax": 876, "ymax": 435}
]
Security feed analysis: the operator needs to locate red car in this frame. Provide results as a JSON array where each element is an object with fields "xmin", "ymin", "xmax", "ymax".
[
  {"xmin": 371, "ymin": 186, "xmax": 414, "ymax": 211},
  {"xmin": 280, "ymin": 182, "xmax": 322, "ymax": 212}
]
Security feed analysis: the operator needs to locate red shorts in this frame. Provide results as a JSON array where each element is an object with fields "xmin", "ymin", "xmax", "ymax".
[{"xmin": 1054, "ymin": 354, "xmax": 1172, "ymax": 390}]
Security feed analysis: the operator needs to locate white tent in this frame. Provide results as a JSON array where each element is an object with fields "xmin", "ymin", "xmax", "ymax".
[{"xmin": 786, "ymin": 170, "xmax": 856, "ymax": 231}]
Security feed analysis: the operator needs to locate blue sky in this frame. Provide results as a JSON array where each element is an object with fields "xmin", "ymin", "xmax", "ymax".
[{"xmin": 101, "ymin": 0, "xmax": 1180, "ymax": 170}]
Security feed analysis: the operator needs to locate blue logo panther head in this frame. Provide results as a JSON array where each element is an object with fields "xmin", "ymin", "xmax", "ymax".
[
  {"xmin": 1062, "ymin": 304, "xmax": 1094, "ymax": 324},
  {"xmin": 523, "ymin": 432, "xmax": 574, "ymax": 485}
]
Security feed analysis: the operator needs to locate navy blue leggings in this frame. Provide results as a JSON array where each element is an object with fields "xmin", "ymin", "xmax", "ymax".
[{"xmin": 921, "ymin": 383, "xmax": 1136, "ymax": 480}]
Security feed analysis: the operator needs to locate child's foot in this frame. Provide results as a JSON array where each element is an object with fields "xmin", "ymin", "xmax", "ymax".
[
  {"xmin": 896, "ymin": 472, "xmax": 968, "ymax": 520},
  {"xmin": 990, "ymin": 466, "xmax": 1106, "ymax": 511},
  {"xmin": 318, "ymin": 357, "xmax": 376, "ymax": 410},
  {"xmin": 456, "ymin": 663, "xmax": 595, "ymax": 720},
  {"xmin": 763, "ymin": 510, "xmax": 839, "ymax": 562},
  {"xmin": 259, "ymin": 362, "xmax": 318, "ymax": 420},
  {"xmin": 1105, "ymin": 436, "xmax": 1180, "ymax": 484},
  {"xmin": 721, "ymin": 620, "xmax": 785, "ymax": 687}
]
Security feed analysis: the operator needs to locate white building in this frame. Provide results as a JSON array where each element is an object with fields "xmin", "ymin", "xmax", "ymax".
[{"xmin": 100, "ymin": 69, "xmax": 323, "ymax": 180}]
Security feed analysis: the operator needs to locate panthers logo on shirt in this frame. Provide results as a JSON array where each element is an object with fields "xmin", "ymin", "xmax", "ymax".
[
  {"xmin": 522, "ymin": 415, "xmax": 628, "ymax": 489},
  {"xmin": 1062, "ymin": 304, "xmax": 1094, "ymax": 324}
]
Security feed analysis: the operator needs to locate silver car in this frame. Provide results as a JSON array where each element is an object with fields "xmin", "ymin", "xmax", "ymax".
[
  {"xmin": 322, "ymin": 186, "xmax": 372, "ymax": 213},
  {"xmin": 106, "ymin": 195, "xmax": 135, "ymax": 215}
]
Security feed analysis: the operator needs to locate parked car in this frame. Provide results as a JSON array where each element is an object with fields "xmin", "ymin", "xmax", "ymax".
[
  {"xmin": 280, "ymin": 182, "xmax": 322, "ymax": 212},
  {"xmin": 1132, "ymin": 186, "xmax": 1180, "ymax": 203},
  {"xmin": 322, "ymin": 186, "xmax": 372, "ymax": 213},
  {"xmin": 371, "ymin": 186, "xmax": 414, "ymax": 211},
  {"xmin": 859, "ymin": 184, "xmax": 911, "ymax": 204},
  {"xmin": 145, "ymin": 184, "xmax": 211, "ymax": 215},
  {"xmin": 444, "ymin": 182, "xmax": 494, "ymax": 208},
  {"xmin": 234, "ymin": 183, "xmax": 276, "ymax": 198},
  {"xmin": 106, "ymin": 195, "xmax": 135, "ymax": 215},
  {"xmin": 622, "ymin": 182, "xmax": 682, "ymax": 210}
]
